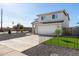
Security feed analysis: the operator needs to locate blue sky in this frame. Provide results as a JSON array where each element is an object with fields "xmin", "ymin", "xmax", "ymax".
[{"xmin": 0, "ymin": 3, "xmax": 79, "ymax": 27}]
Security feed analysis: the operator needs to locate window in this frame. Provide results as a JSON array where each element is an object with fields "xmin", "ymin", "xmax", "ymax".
[
  {"xmin": 41, "ymin": 16, "xmax": 44, "ymax": 20},
  {"xmin": 45, "ymin": 16, "xmax": 48, "ymax": 20},
  {"xmin": 41, "ymin": 16, "xmax": 47, "ymax": 20},
  {"xmin": 55, "ymin": 14, "xmax": 58, "ymax": 19},
  {"xmin": 52, "ymin": 15, "xmax": 55, "ymax": 19},
  {"xmin": 52, "ymin": 14, "xmax": 58, "ymax": 19}
]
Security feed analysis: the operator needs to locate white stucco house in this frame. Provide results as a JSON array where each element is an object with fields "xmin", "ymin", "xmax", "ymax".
[{"xmin": 32, "ymin": 10, "xmax": 70, "ymax": 35}]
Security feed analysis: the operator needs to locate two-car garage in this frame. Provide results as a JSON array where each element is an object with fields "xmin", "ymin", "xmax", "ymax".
[{"xmin": 34, "ymin": 23, "xmax": 62, "ymax": 35}]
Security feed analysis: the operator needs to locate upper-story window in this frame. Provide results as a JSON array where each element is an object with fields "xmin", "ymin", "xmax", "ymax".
[
  {"xmin": 41, "ymin": 16, "xmax": 48, "ymax": 20},
  {"xmin": 41, "ymin": 16, "xmax": 44, "ymax": 20},
  {"xmin": 52, "ymin": 14, "xmax": 58, "ymax": 19}
]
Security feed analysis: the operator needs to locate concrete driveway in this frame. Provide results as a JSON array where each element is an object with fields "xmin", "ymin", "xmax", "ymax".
[
  {"xmin": 0, "ymin": 44, "xmax": 26, "ymax": 56},
  {"xmin": 0, "ymin": 34, "xmax": 51, "ymax": 56}
]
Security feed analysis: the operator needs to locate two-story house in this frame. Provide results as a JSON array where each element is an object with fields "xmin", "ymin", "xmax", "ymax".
[{"xmin": 32, "ymin": 10, "xmax": 70, "ymax": 35}]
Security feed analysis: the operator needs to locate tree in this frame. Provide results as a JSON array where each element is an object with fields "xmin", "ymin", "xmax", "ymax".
[
  {"xmin": 13, "ymin": 24, "xmax": 24, "ymax": 33},
  {"xmin": 20, "ymin": 25, "xmax": 24, "ymax": 33},
  {"xmin": 55, "ymin": 26, "xmax": 61, "ymax": 46},
  {"xmin": 55, "ymin": 25, "xmax": 61, "ymax": 37},
  {"xmin": 17, "ymin": 24, "xmax": 20, "ymax": 32}
]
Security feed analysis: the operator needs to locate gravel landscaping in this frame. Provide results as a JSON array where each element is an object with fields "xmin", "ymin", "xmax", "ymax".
[{"xmin": 22, "ymin": 44, "xmax": 79, "ymax": 56}]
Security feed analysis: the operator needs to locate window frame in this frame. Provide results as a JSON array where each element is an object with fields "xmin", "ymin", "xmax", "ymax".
[
  {"xmin": 41, "ymin": 16, "xmax": 48, "ymax": 20},
  {"xmin": 52, "ymin": 14, "xmax": 55, "ymax": 19},
  {"xmin": 52, "ymin": 14, "xmax": 58, "ymax": 19},
  {"xmin": 41, "ymin": 16, "xmax": 44, "ymax": 20}
]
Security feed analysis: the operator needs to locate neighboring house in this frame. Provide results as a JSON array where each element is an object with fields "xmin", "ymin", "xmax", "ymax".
[{"xmin": 32, "ymin": 10, "xmax": 70, "ymax": 35}]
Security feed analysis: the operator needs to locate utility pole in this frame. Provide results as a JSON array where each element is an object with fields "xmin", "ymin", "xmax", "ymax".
[{"xmin": 1, "ymin": 8, "xmax": 3, "ymax": 31}]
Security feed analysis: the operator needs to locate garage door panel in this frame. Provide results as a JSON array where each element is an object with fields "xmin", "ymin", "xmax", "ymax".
[{"xmin": 37, "ymin": 24, "xmax": 57, "ymax": 35}]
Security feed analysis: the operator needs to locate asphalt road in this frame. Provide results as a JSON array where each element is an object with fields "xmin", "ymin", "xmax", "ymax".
[{"xmin": 0, "ymin": 31, "xmax": 29, "ymax": 41}]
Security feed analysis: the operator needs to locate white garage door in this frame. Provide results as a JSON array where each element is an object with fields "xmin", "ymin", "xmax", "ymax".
[{"xmin": 37, "ymin": 24, "xmax": 58, "ymax": 35}]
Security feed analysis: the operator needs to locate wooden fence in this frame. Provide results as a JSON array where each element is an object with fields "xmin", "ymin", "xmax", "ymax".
[{"xmin": 63, "ymin": 27, "xmax": 79, "ymax": 36}]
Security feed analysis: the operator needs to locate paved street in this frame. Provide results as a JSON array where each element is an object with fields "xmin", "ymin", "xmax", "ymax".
[{"xmin": 0, "ymin": 32, "xmax": 51, "ymax": 56}]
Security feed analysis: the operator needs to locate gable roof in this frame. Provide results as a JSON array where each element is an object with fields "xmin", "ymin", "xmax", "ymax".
[
  {"xmin": 37, "ymin": 10, "xmax": 67, "ymax": 16},
  {"xmin": 37, "ymin": 10, "xmax": 70, "ymax": 20}
]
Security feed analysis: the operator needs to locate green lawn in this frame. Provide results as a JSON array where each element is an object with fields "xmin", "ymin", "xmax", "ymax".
[{"xmin": 42, "ymin": 37, "xmax": 79, "ymax": 49}]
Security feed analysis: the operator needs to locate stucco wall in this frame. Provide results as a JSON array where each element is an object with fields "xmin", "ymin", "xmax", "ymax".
[{"xmin": 37, "ymin": 12, "xmax": 69, "ymax": 27}]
